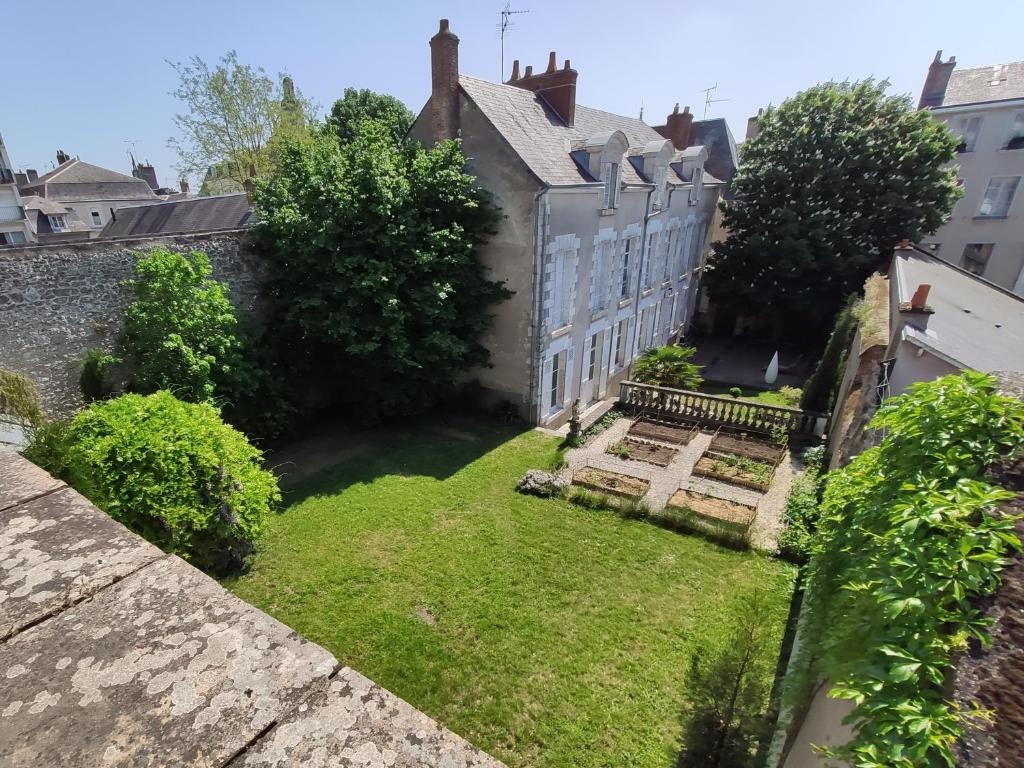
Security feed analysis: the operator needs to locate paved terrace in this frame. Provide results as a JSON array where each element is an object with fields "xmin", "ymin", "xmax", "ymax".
[{"xmin": 0, "ymin": 452, "xmax": 505, "ymax": 768}]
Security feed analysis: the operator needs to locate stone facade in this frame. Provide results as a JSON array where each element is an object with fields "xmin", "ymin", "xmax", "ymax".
[{"xmin": 0, "ymin": 230, "xmax": 264, "ymax": 417}]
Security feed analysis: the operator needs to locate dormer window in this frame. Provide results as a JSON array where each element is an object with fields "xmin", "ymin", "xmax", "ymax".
[
  {"xmin": 581, "ymin": 130, "xmax": 628, "ymax": 210},
  {"xmin": 48, "ymin": 214, "xmax": 68, "ymax": 232},
  {"xmin": 602, "ymin": 162, "xmax": 620, "ymax": 209}
]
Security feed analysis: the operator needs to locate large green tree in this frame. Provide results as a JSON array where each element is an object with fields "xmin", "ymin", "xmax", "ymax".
[
  {"xmin": 706, "ymin": 80, "xmax": 960, "ymax": 329},
  {"xmin": 252, "ymin": 119, "xmax": 506, "ymax": 419},
  {"xmin": 326, "ymin": 88, "xmax": 414, "ymax": 146}
]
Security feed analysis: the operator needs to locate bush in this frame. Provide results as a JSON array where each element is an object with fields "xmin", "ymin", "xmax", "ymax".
[
  {"xmin": 774, "ymin": 385, "xmax": 802, "ymax": 408},
  {"xmin": 729, "ymin": 386, "xmax": 742, "ymax": 398},
  {"xmin": 633, "ymin": 345, "xmax": 703, "ymax": 390},
  {"xmin": 566, "ymin": 487, "xmax": 615, "ymax": 510},
  {"xmin": 777, "ymin": 446, "xmax": 825, "ymax": 562},
  {"xmin": 21, "ymin": 419, "xmax": 72, "ymax": 477},
  {"xmin": 800, "ymin": 295, "xmax": 858, "ymax": 412},
  {"xmin": 27, "ymin": 391, "xmax": 280, "ymax": 573},
  {"xmin": 79, "ymin": 348, "xmax": 119, "ymax": 403},
  {"xmin": 0, "ymin": 369, "xmax": 45, "ymax": 427}
]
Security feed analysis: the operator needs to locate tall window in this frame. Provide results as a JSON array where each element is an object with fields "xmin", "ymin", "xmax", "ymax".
[
  {"xmin": 90, "ymin": 211, "xmax": 102, "ymax": 226},
  {"xmin": 585, "ymin": 332, "xmax": 599, "ymax": 382},
  {"xmin": 961, "ymin": 243, "xmax": 994, "ymax": 276},
  {"xmin": 979, "ymin": 176, "xmax": 1020, "ymax": 217},
  {"xmin": 663, "ymin": 230, "xmax": 675, "ymax": 282},
  {"xmin": 653, "ymin": 166, "xmax": 667, "ymax": 208},
  {"xmin": 602, "ymin": 162, "xmax": 620, "ymax": 209},
  {"xmin": 590, "ymin": 241, "xmax": 611, "ymax": 312},
  {"xmin": 549, "ymin": 351, "xmax": 561, "ymax": 409},
  {"xmin": 614, "ymin": 319, "xmax": 628, "ymax": 369},
  {"xmin": 619, "ymin": 238, "xmax": 632, "ymax": 299},
  {"xmin": 1006, "ymin": 112, "xmax": 1024, "ymax": 150},
  {"xmin": 950, "ymin": 115, "xmax": 983, "ymax": 153},
  {"xmin": 642, "ymin": 233, "xmax": 657, "ymax": 289},
  {"xmin": 545, "ymin": 247, "xmax": 575, "ymax": 329}
]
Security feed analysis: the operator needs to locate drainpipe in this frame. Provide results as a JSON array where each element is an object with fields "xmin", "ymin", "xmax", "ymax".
[
  {"xmin": 626, "ymin": 184, "xmax": 657, "ymax": 380},
  {"xmin": 527, "ymin": 184, "xmax": 550, "ymax": 425}
]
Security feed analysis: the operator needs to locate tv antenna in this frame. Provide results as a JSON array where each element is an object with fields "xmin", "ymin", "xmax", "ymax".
[
  {"xmin": 123, "ymin": 139, "xmax": 141, "ymax": 169},
  {"xmin": 498, "ymin": 3, "xmax": 528, "ymax": 80},
  {"xmin": 701, "ymin": 83, "xmax": 729, "ymax": 120}
]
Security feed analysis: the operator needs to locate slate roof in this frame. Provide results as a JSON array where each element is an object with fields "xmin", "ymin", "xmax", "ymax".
[
  {"xmin": 689, "ymin": 118, "xmax": 739, "ymax": 198},
  {"xmin": 893, "ymin": 249, "xmax": 1024, "ymax": 372},
  {"xmin": 19, "ymin": 158, "xmax": 158, "ymax": 203},
  {"xmin": 942, "ymin": 61, "xmax": 1024, "ymax": 106},
  {"xmin": 459, "ymin": 76, "xmax": 669, "ymax": 185},
  {"xmin": 99, "ymin": 193, "xmax": 253, "ymax": 238}
]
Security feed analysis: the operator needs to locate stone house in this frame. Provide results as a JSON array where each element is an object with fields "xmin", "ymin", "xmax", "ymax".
[
  {"xmin": 0, "ymin": 133, "xmax": 32, "ymax": 246},
  {"xmin": 410, "ymin": 20, "xmax": 721, "ymax": 427},
  {"xmin": 918, "ymin": 52, "xmax": 1024, "ymax": 294}
]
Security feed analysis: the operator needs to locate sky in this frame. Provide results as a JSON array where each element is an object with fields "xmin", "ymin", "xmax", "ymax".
[{"xmin": 4, "ymin": 0, "xmax": 1022, "ymax": 187}]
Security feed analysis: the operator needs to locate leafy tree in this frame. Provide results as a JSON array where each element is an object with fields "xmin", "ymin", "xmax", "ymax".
[
  {"xmin": 676, "ymin": 594, "xmax": 776, "ymax": 768},
  {"xmin": 168, "ymin": 51, "xmax": 315, "ymax": 190},
  {"xmin": 633, "ymin": 345, "xmax": 703, "ymax": 390},
  {"xmin": 801, "ymin": 372, "xmax": 1024, "ymax": 767},
  {"xmin": 252, "ymin": 120, "xmax": 506, "ymax": 419},
  {"xmin": 706, "ymin": 80, "xmax": 960, "ymax": 330},
  {"xmin": 327, "ymin": 88, "xmax": 414, "ymax": 146},
  {"xmin": 26, "ymin": 392, "xmax": 280, "ymax": 573},
  {"xmin": 123, "ymin": 248, "xmax": 242, "ymax": 403}
]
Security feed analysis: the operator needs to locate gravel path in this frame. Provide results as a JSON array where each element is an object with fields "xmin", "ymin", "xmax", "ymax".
[{"xmin": 562, "ymin": 417, "xmax": 798, "ymax": 553}]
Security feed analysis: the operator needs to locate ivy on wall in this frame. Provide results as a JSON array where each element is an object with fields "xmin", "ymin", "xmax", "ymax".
[{"xmin": 798, "ymin": 372, "xmax": 1024, "ymax": 767}]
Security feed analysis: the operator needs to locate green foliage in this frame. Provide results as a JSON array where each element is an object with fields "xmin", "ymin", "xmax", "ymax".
[
  {"xmin": 123, "ymin": 248, "xmax": 243, "ymax": 404},
  {"xmin": 567, "ymin": 408, "xmax": 622, "ymax": 448},
  {"xmin": 566, "ymin": 487, "xmax": 615, "ymax": 511},
  {"xmin": 253, "ymin": 120, "xmax": 507, "ymax": 420},
  {"xmin": 777, "ymin": 446, "xmax": 825, "ymax": 562},
  {"xmin": 0, "ymin": 369, "xmax": 44, "ymax": 427},
  {"xmin": 31, "ymin": 392, "xmax": 280, "ymax": 573},
  {"xmin": 617, "ymin": 497, "xmax": 652, "ymax": 520},
  {"xmin": 327, "ymin": 87, "xmax": 414, "ymax": 146},
  {"xmin": 676, "ymin": 593, "xmax": 776, "ymax": 767},
  {"xmin": 729, "ymin": 386, "xmax": 743, "ymax": 398},
  {"xmin": 606, "ymin": 440, "xmax": 632, "ymax": 460},
  {"xmin": 79, "ymin": 348, "xmax": 119, "ymax": 403},
  {"xmin": 649, "ymin": 507, "xmax": 752, "ymax": 550},
  {"xmin": 774, "ymin": 386, "xmax": 802, "ymax": 408},
  {"xmin": 633, "ymin": 345, "xmax": 704, "ymax": 390},
  {"xmin": 21, "ymin": 419, "xmax": 72, "ymax": 477},
  {"xmin": 713, "ymin": 453, "xmax": 773, "ymax": 485},
  {"xmin": 800, "ymin": 294, "xmax": 858, "ymax": 412},
  {"xmin": 706, "ymin": 80, "xmax": 960, "ymax": 327},
  {"xmin": 802, "ymin": 372, "xmax": 1024, "ymax": 767}
]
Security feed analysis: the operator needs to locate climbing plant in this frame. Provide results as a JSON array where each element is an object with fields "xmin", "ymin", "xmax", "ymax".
[{"xmin": 800, "ymin": 371, "xmax": 1024, "ymax": 767}]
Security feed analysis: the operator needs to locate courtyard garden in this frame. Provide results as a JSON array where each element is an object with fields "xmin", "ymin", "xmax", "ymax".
[{"xmin": 224, "ymin": 418, "xmax": 797, "ymax": 768}]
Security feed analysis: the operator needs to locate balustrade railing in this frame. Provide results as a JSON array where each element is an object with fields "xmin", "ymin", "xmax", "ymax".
[{"xmin": 619, "ymin": 381, "xmax": 823, "ymax": 436}]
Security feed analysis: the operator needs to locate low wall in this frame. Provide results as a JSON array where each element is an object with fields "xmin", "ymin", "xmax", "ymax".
[{"xmin": 0, "ymin": 230, "xmax": 265, "ymax": 417}]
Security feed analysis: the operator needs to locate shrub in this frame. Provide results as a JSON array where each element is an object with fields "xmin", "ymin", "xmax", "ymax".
[
  {"xmin": 617, "ymin": 497, "xmax": 652, "ymax": 520},
  {"xmin": 729, "ymin": 386, "xmax": 743, "ymax": 398},
  {"xmin": 774, "ymin": 385, "xmax": 802, "ymax": 408},
  {"xmin": 21, "ymin": 419, "xmax": 72, "ymax": 477},
  {"xmin": 800, "ymin": 294, "xmax": 858, "ymax": 412},
  {"xmin": 28, "ymin": 391, "xmax": 280, "ymax": 573},
  {"xmin": 79, "ymin": 348, "xmax": 119, "ymax": 403},
  {"xmin": 633, "ymin": 345, "xmax": 703, "ymax": 390},
  {"xmin": 0, "ymin": 369, "xmax": 45, "ymax": 427},
  {"xmin": 567, "ymin": 487, "xmax": 615, "ymax": 510},
  {"xmin": 776, "ymin": 446, "xmax": 825, "ymax": 563}
]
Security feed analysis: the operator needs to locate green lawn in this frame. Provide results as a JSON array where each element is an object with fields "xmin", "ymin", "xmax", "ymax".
[
  {"xmin": 701, "ymin": 382, "xmax": 803, "ymax": 408},
  {"xmin": 225, "ymin": 419, "xmax": 796, "ymax": 768}
]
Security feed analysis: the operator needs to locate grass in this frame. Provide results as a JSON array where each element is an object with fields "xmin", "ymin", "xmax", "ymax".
[
  {"xmin": 225, "ymin": 417, "xmax": 796, "ymax": 768},
  {"xmin": 701, "ymin": 381, "xmax": 803, "ymax": 408}
]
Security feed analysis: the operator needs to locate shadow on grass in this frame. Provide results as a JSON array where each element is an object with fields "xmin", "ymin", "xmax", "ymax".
[{"xmin": 265, "ymin": 412, "xmax": 534, "ymax": 503}]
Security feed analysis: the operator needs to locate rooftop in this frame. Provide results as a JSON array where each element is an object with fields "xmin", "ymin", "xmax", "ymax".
[
  {"xmin": 19, "ymin": 158, "xmax": 158, "ymax": 203},
  {"xmin": 100, "ymin": 193, "xmax": 253, "ymax": 238},
  {"xmin": 0, "ymin": 451, "xmax": 504, "ymax": 767},
  {"xmin": 942, "ymin": 60, "xmax": 1024, "ymax": 107},
  {"xmin": 893, "ymin": 249, "xmax": 1024, "ymax": 372}
]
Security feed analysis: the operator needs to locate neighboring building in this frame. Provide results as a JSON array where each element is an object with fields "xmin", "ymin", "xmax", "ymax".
[
  {"xmin": 0, "ymin": 133, "xmax": 32, "ymax": 246},
  {"xmin": 410, "ymin": 20, "xmax": 721, "ymax": 426},
  {"xmin": 918, "ymin": 51, "xmax": 1024, "ymax": 294},
  {"xmin": 99, "ymin": 193, "xmax": 252, "ymax": 238},
  {"xmin": 686, "ymin": 117, "xmax": 739, "ymax": 200},
  {"xmin": 21, "ymin": 195, "xmax": 91, "ymax": 243},
  {"xmin": 18, "ymin": 152, "xmax": 160, "ymax": 236}
]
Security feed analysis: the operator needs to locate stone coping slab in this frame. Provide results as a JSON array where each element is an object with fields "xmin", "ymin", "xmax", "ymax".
[
  {"xmin": 0, "ymin": 487, "xmax": 163, "ymax": 641},
  {"xmin": 0, "ymin": 451, "xmax": 63, "ymax": 511},
  {"xmin": 233, "ymin": 667, "xmax": 504, "ymax": 767}
]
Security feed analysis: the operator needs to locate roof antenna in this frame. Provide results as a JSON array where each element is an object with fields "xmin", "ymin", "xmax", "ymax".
[
  {"xmin": 701, "ymin": 83, "xmax": 730, "ymax": 120},
  {"xmin": 497, "ymin": 2, "xmax": 529, "ymax": 81},
  {"xmin": 123, "ymin": 139, "xmax": 141, "ymax": 169},
  {"xmin": 639, "ymin": 98, "xmax": 644, "ymax": 121}
]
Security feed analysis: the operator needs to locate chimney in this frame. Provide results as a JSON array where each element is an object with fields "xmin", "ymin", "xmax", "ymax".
[
  {"xmin": 654, "ymin": 104, "xmax": 693, "ymax": 150},
  {"xmin": 918, "ymin": 50, "xmax": 956, "ymax": 108},
  {"xmin": 26, "ymin": 169, "xmax": 38, "ymax": 182},
  {"xmin": 509, "ymin": 59, "xmax": 520, "ymax": 81},
  {"xmin": 14, "ymin": 171, "xmax": 27, "ymax": 187},
  {"xmin": 56, "ymin": 149, "xmax": 70, "ymax": 165},
  {"xmin": 745, "ymin": 108, "xmax": 764, "ymax": 141},
  {"xmin": 179, "ymin": 178, "xmax": 190, "ymax": 195},
  {"xmin": 429, "ymin": 19, "xmax": 460, "ymax": 143},
  {"xmin": 910, "ymin": 284, "xmax": 931, "ymax": 310},
  {"xmin": 507, "ymin": 52, "xmax": 578, "ymax": 126},
  {"xmin": 132, "ymin": 162, "xmax": 159, "ymax": 190}
]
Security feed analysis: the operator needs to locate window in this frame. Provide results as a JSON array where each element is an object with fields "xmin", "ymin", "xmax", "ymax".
[
  {"xmin": 961, "ymin": 243, "xmax": 994, "ymax": 275},
  {"xmin": 642, "ymin": 233, "xmax": 657, "ymax": 289},
  {"xmin": 90, "ymin": 210, "xmax": 102, "ymax": 226},
  {"xmin": 3, "ymin": 230, "xmax": 27, "ymax": 245},
  {"xmin": 613, "ymin": 319, "xmax": 628, "ymax": 369},
  {"xmin": 602, "ymin": 162, "xmax": 620, "ymax": 209},
  {"xmin": 549, "ymin": 351, "xmax": 561, "ymax": 409},
  {"xmin": 653, "ymin": 166, "xmax": 667, "ymax": 208},
  {"xmin": 590, "ymin": 240, "xmax": 612, "ymax": 312},
  {"xmin": 619, "ymin": 238, "xmax": 632, "ymax": 299},
  {"xmin": 585, "ymin": 333, "xmax": 599, "ymax": 382},
  {"xmin": 48, "ymin": 214, "xmax": 68, "ymax": 232},
  {"xmin": 978, "ymin": 176, "xmax": 1020, "ymax": 217},
  {"xmin": 1006, "ymin": 112, "xmax": 1024, "ymax": 150},
  {"xmin": 950, "ymin": 115, "xmax": 982, "ymax": 153},
  {"xmin": 663, "ymin": 230, "xmax": 675, "ymax": 282},
  {"xmin": 543, "ymin": 241, "xmax": 578, "ymax": 330}
]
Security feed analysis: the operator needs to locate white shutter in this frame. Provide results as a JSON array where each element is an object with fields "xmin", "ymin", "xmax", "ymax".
[
  {"xmin": 562, "ymin": 346, "xmax": 575, "ymax": 407},
  {"xmin": 612, "ymin": 165, "xmax": 621, "ymax": 208},
  {"xmin": 601, "ymin": 163, "xmax": 612, "ymax": 208}
]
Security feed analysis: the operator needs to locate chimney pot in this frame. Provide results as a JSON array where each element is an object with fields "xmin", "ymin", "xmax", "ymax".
[
  {"xmin": 438, "ymin": 19, "xmax": 450, "ymax": 33},
  {"xmin": 655, "ymin": 103, "xmax": 694, "ymax": 150},
  {"xmin": 910, "ymin": 284, "xmax": 931, "ymax": 310},
  {"xmin": 429, "ymin": 18, "xmax": 461, "ymax": 142},
  {"xmin": 510, "ymin": 59, "xmax": 520, "ymax": 81},
  {"xmin": 524, "ymin": 65, "xmax": 533, "ymax": 77},
  {"xmin": 546, "ymin": 52, "xmax": 557, "ymax": 73},
  {"xmin": 563, "ymin": 59, "xmax": 570, "ymax": 70}
]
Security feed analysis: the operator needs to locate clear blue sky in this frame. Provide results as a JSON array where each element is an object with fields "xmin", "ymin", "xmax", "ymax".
[{"xmin": 4, "ymin": 0, "xmax": 1021, "ymax": 187}]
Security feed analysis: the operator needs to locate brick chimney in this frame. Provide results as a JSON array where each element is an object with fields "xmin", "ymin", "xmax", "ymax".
[
  {"xmin": 745, "ymin": 108, "xmax": 764, "ymax": 141},
  {"xmin": 14, "ymin": 171, "xmax": 27, "ymax": 187},
  {"xmin": 654, "ymin": 104, "xmax": 693, "ymax": 150},
  {"xmin": 918, "ymin": 50, "xmax": 956, "ymax": 108},
  {"xmin": 507, "ymin": 52, "xmax": 578, "ymax": 127},
  {"xmin": 26, "ymin": 169, "xmax": 38, "ymax": 182},
  {"xmin": 429, "ymin": 19, "xmax": 460, "ymax": 142},
  {"xmin": 179, "ymin": 178, "xmax": 190, "ymax": 195},
  {"xmin": 56, "ymin": 149, "xmax": 70, "ymax": 165},
  {"xmin": 132, "ymin": 162, "xmax": 159, "ymax": 190}
]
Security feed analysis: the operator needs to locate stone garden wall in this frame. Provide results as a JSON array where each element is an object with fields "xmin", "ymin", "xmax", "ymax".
[{"xmin": 0, "ymin": 230, "xmax": 266, "ymax": 417}]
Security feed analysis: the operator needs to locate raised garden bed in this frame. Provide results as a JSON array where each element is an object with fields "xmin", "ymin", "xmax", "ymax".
[
  {"xmin": 666, "ymin": 488, "xmax": 757, "ymax": 529},
  {"xmin": 710, "ymin": 433, "xmax": 786, "ymax": 464},
  {"xmin": 693, "ymin": 454, "xmax": 774, "ymax": 492},
  {"xmin": 605, "ymin": 438, "xmax": 678, "ymax": 467},
  {"xmin": 628, "ymin": 419, "xmax": 698, "ymax": 446},
  {"xmin": 572, "ymin": 467, "xmax": 650, "ymax": 499}
]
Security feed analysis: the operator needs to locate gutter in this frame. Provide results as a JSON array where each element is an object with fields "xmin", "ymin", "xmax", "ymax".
[{"xmin": 527, "ymin": 184, "xmax": 551, "ymax": 424}]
